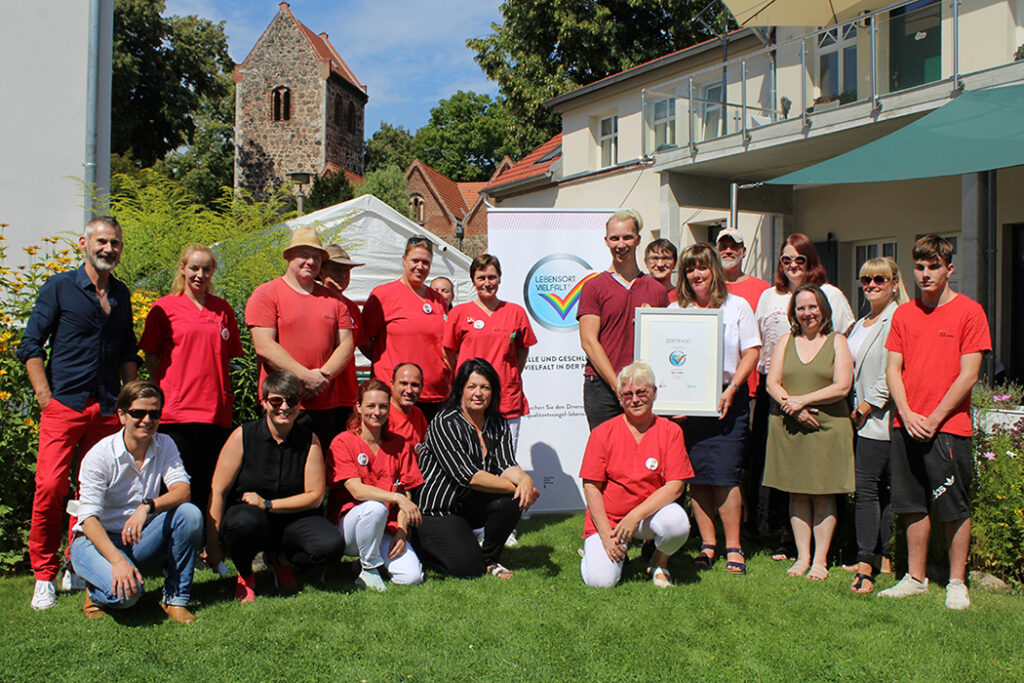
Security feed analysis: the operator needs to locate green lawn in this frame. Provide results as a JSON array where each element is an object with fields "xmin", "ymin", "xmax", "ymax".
[{"xmin": 2, "ymin": 513, "xmax": 1022, "ymax": 682}]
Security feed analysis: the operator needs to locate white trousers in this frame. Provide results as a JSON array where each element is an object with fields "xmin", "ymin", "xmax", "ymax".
[
  {"xmin": 339, "ymin": 501, "xmax": 424, "ymax": 585},
  {"xmin": 580, "ymin": 502, "xmax": 690, "ymax": 588}
]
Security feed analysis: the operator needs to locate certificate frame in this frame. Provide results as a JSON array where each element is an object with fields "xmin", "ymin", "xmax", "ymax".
[{"xmin": 634, "ymin": 308, "xmax": 724, "ymax": 417}]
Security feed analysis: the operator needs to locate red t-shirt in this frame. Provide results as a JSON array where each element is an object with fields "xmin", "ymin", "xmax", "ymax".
[
  {"xmin": 362, "ymin": 280, "xmax": 451, "ymax": 402},
  {"xmin": 579, "ymin": 415, "xmax": 693, "ymax": 538},
  {"xmin": 332, "ymin": 293, "xmax": 365, "ymax": 408},
  {"xmin": 885, "ymin": 294, "xmax": 991, "ymax": 437},
  {"xmin": 726, "ymin": 276, "xmax": 771, "ymax": 397},
  {"xmin": 139, "ymin": 293, "xmax": 243, "ymax": 427},
  {"xmin": 326, "ymin": 430, "xmax": 424, "ymax": 531},
  {"xmin": 576, "ymin": 272, "xmax": 669, "ymax": 378},
  {"xmin": 244, "ymin": 278, "xmax": 354, "ymax": 411},
  {"xmin": 389, "ymin": 404, "xmax": 428, "ymax": 454},
  {"xmin": 443, "ymin": 301, "xmax": 538, "ymax": 418}
]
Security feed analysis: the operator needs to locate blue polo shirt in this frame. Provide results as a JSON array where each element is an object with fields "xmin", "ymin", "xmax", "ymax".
[{"xmin": 17, "ymin": 265, "xmax": 138, "ymax": 415}]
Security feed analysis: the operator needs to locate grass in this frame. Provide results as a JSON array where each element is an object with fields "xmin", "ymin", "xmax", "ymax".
[{"xmin": 2, "ymin": 513, "xmax": 1023, "ymax": 682}]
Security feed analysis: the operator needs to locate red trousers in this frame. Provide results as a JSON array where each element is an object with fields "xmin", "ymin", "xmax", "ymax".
[{"xmin": 30, "ymin": 398, "xmax": 119, "ymax": 581}]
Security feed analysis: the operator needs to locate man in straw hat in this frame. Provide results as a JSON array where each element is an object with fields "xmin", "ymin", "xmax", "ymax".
[
  {"xmin": 318, "ymin": 244, "xmax": 365, "ymax": 426},
  {"xmin": 245, "ymin": 227, "xmax": 355, "ymax": 447}
]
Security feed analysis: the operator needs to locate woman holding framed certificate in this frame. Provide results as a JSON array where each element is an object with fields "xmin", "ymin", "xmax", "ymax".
[
  {"xmin": 670, "ymin": 244, "xmax": 760, "ymax": 574},
  {"xmin": 763, "ymin": 284, "xmax": 854, "ymax": 582}
]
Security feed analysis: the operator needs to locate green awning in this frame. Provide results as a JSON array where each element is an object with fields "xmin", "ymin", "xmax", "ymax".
[{"xmin": 768, "ymin": 83, "xmax": 1024, "ymax": 185}]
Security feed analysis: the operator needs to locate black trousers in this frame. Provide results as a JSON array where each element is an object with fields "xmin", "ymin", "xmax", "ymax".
[
  {"xmin": 220, "ymin": 504, "xmax": 343, "ymax": 577},
  {"xmin": 854, "ymin": 436, "xmax": 893, "ymax": 565},
  {"xmin": 159, "ymin": 423, "xmax": 230, "ymax": 521},
  {"xmin": 583, "ymin": 375, "xmax": 622, "ymax": 431},
  {"xmin": 414, "ymin": 491, "xmax": 521, "ymax": 577}
]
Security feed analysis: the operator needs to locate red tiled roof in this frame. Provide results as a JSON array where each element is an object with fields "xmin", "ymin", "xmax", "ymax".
[
  {"xmin": 457, "ymin": 182, "xmax": 488, "ymax": 211},
  {"xmin": 408, "ymin": 160, "xmax": 471, "ymax": 219},
  {"xmin": 484, "ymin": 133, "xmax": 562, "ymax": 190},
  {"xmin": 295, "ymin": 21, "xmax": 365, "ymax": 92},
  {"xmin": 322, "ymin": 162, "xmax": 363, "ymax": 186}
]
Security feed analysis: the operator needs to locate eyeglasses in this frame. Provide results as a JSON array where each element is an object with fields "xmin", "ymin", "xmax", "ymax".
[
  {"xmin": 619, "ymin": 388, "xmax": 651, "ymax": 401},
  {"xmin": 265, "ymin": 395, "xmax": 301, "ymax": 408},
  {"xmin": 780, "ymin": 255, "xmax": 807, "ymax": 266},
  {"xmin": 860, "ymin": 275, "xmax": 890, "ymax": 286},
  {"xmin": 125, "ymin": 409, "xmax": 162, "ymax": 420}
]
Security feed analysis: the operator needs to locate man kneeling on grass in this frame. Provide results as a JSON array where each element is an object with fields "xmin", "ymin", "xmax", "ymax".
[{"xmin": 70, "ymin": 381, "xmax": 202, "ymax": 623}]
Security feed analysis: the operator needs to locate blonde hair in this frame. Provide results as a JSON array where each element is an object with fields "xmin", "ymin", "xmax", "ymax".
[
  {"xmin": 170, "ymin": 244, "xmax": 218, "ymax": 296},
  {"xmin": 606, "ymin": 209, "xmax": 643, "ymax": 234},
  {"xmin": 676, "ymin": 243, "xmax": 728, "ymax": 309},
  {"xmin": 616, "ymin": 361, "xmax": 656, "ymax": 394},
  {"xmin": 859, "ymin": 257, "xmax": 909, "ymax": 306}
]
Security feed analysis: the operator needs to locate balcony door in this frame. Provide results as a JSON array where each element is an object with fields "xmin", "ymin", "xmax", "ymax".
[{"xmin": 889, "ymin": 0, "xmax": 941, "ymax": 91}]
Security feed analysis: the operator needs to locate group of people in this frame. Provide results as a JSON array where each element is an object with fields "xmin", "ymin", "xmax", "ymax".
[
  {"xmin": 19, "ymin": 207, "xmax": 989, "ymax": 620},
  {"xmin": 574, "ymin": 210, "xmax": 989, "ymax": 611}
]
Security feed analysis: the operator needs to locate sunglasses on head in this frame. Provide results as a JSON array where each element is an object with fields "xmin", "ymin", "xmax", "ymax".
[
  {"xmin": 125, "ymin": 409, "xmax": 161, "ymax": 420},
  {"xmin": 860, "ymin": 275, "xmax": 890, "ymax": 286},
  {"xmin": 780, "ymin": 255, "xmax": 807, "ymax": 266},
  {"xmin": 266, "ymin": 395, "xmax": 301, "ymax": 408}
]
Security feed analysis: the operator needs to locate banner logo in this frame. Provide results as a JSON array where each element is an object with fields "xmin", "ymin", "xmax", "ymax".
[
  {"xmin": 669, "ymin": 350, "xmax": 687, "ymax": 366},
  {"xmin": 523, "ymin": 254, "xmax": 597, "ymax": 332}
]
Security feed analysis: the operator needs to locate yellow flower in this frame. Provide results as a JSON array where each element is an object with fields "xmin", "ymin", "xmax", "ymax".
[
  {"xmin": 23, "ymin": 417, "xmax": 33, "ymax": 427},
  {"xmin": 0, "ymin": 391, "xmax": 10, "ymax": 400},
  {"xmin": 23, "ymin": 246, "xmax": 39, "ymax": 256}
]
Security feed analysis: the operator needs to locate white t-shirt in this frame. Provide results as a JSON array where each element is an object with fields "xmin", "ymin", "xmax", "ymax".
[
  {"xmin": 845, "ymin": 320, "xmax": 871, "ymax": 361},
  {"xmin": 754, "ymin": 283, "xmax": 855, "ymax": 374},
  {"xmin": 672, "ymin": 293, "xmax": 761, "ymax": 384}
]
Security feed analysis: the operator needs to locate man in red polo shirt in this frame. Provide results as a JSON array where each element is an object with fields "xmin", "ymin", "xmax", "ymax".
[
  {"xmin": 880, "ymin": 235, "xmax": 990, "ymax": 610},
  {"xmin": 577, "ymin": 210, "xmax": 669, "ymax": 430},
  {"xmin": 245, "ymin": 227, "xmax": 354, "ymax": 448},
  {"xmin": 318, "ymin": 244, "xmax": 365, "ymax": 428},
  {"xmin": 388, "ymin": 362, "xmax": 428, "ymax": 454}
]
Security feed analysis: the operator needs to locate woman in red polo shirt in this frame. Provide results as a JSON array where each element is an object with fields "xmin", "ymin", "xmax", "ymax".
[
  {"xmin": 140, "ymin": 244, "xmax": 243, "ymax": 518},
  {"xmin": 444, "ymin": 254, "xmax": 537, "ymax": 446},
  {"xmin": 362, "ymin": 236, "xmax": 451, "ymax": 421},
  {"xmin": 327, "ymin": 379, "xmax": 424, "ymax": 591},
  {"xmin": 579, "ymin": 362, "xmax": 693, "ymax": 588}
]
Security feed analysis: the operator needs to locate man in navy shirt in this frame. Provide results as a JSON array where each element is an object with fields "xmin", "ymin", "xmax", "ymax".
[{"xmin": 18, "ymin": 215, "xmax": 139, "ymax": 610}]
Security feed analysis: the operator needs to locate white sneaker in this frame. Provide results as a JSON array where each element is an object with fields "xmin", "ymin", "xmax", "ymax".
[
  {"xmin": 945, "ymin": 579, "xmax": 970, "ymax": 610},
  {"xmin": 504, "ymin": 529, "xmax": 519, "ymax": 548},
  {"xmin": 31, "ymin": 580, "xmax": 57, "ymax": 610},
  {"xmin": 61, "ymin": 566, "xmax": 86, "ymax": 592},
  {"xmin": 878, "ymin": 574, "xmax": 928, "ymax": 599},
  {"xmin": 355, "ymin": 568, "xmax": 388, "ymax": 592}
]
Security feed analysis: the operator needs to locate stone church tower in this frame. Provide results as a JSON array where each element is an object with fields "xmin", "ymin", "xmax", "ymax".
[{"xmin": 234, "ymin": 2, "xmax": 367, "ymax": 199}]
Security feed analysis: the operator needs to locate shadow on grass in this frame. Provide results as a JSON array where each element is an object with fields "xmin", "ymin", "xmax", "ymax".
[{"xmin": 504, "ymin": 544, "xmax": 559, "ymax": 577}]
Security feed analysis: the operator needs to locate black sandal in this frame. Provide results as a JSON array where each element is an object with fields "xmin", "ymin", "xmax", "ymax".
[
  {"xmin": 851, "ymin": 572, "xmax": 874, "ymax": 593},
  {"xmin": 693, "ymin": 543, "xmax": 716, "ymax": 569},
  {"xmin": 725, "ymin": 547, "xmax": 746, "ymax": 575}
]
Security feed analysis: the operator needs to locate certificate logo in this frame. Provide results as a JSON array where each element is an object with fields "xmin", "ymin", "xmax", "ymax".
[
  {"xmin": 669, "ymin": 350, "xmax": 687, "ymax": 366},
  {"xmin": 523, "ymin": 254, "xmax": 598, "ymax": 332}
]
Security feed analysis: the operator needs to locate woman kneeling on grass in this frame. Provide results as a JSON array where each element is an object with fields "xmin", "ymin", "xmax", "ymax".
[
  {"xmin": 579, "ymin": 362, "xmax": 694, "ymax": 588},
  {"xmin": 327, "ymin": 379, "xmax": 425, "ymax": 591},
  {"xmin": 206, "ymin": 370, "xmax": 344, "ymax": 602},
  {"xmin": 413, "ymin": 358, "xmax": 540, "ymax": 579}
]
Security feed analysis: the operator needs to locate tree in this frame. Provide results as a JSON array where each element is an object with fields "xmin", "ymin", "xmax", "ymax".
[
  {"xmin": 356, "ymin": 165, "xmax": 414, "ymax": 219},
  {"xmin": 468, "ymin": 0, "xmax": 719, "ymax": 157},
  {"xmin": 413, "ymin": 92, "xmax": 513, "ymax": 182},
  {"xmin": 305, "ymin": 171, "xmax": 355, "ymax": 213},
  {"xmin": 364, "ymin": 123, "xmax": 416, "ymax": 174},
  {"xmin": 112, "ymin": 0, "xmax": 233, "ymax": 166}
]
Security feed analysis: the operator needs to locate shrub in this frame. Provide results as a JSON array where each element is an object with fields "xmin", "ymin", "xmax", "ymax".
[{"xmin": 971, "ymin": 420, "xmax": 1024, "ymax": 585}]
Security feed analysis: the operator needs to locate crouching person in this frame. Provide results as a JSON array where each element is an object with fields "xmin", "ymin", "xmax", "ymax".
[
  {"xmin": 580, "ymin": 362, "xmax": 693, "ymax": 588},
  {"xmin": 70, "ymin": 381, "xmax": 202, "ymax": 623}
]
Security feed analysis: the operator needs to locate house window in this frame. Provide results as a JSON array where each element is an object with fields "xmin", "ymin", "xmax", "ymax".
[
  {"xmin": 347, "ymin": 103, "xmax": 357, "ymax": 134},
  {"xmin": 598, "ymin": 116, "xmax": 618, "ymax": 168},
  {"xmin": 853, "ymin": 239, "xmax": 898, "ymax": 314},
  {"xmin": 272, "ymin": 86, "xmax": 291, "ymax": 121},
  {"xmin": 652, "ymin": 98, "xmax": 676, "ymax": 151},
  {"xmin": 410, "ymin": 195, "xmax": 425, "ymax": 224},
  {"xmin": 817, "ymin": 23, "xmax": 857, "ymax": 103},
  {"xmin": 699, "ymin": 83, "xmax": 725, "ymax": 141}
]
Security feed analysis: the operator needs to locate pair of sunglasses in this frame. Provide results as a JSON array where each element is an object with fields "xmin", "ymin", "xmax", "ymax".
[
  {"xmin": 780, "ymin": 255, "xmax": 807, "ymax": 266},
  {"xmin": 266, "ymin": 395, "xmax": 301, "ymax": 408},
  {"xmin": 860, "ymin": 275, "xmax": 891, "ymax": 286},
  {"xmin": 125, "ymin": 409, "xmax": 162, "ymax": 420}
]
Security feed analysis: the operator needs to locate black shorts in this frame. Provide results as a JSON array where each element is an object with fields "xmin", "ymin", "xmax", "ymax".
[{"xmin": 890, "ymin": 428, "xmax": 972, "ymax": 523}]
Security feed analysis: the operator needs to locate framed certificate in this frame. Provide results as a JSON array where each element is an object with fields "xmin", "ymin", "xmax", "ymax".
[{"xmin": 634, "ymin": 308, "xmax": 724, "ymax": 416}]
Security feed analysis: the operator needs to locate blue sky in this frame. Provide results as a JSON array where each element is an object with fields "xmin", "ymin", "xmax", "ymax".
[{"xmin": 165, "ymin": 0, "xmax": 503, "ymax": 138}]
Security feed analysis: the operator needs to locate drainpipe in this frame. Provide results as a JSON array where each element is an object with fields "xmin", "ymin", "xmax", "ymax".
[
  {"xmin": 985, "ymin": 170, "xmax": 997, "ymax": 380},
  {"xmin": 83, "ymin": 0, "xmax": 101, "ymax": 222},
  {"xmin": 730, "ymin": 183, "xmax": 738, "ymax": 229}
]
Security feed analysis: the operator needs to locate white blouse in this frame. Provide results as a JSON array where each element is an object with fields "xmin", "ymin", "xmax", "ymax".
[
  {"xmin": 754, "ymin": 283, "xmax": 855, "ymax": 374},
  {"xmin": 672, "ymin": 293, "xmax": 761, "ymax": 384}
]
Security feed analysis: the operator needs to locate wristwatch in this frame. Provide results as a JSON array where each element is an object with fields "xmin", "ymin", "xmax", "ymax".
[
  {"xmin": 143, "ymin": 498, "xmax": 155, "ymax": 514},
  {"xmin": 264, "ymin": 498, "xmax": 273, "ymax": 511}
]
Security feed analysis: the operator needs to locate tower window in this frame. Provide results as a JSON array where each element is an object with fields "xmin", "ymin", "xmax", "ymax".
[
  {"xmin": 347, "ymin": 102, "xmax": 357, "ymax": 134},
  {"xmin": 410, "ymin": 194, "xmax": 425, "ymax": 225},
  {"xmin": 272, "ymin": 86, "xmax": 291, "ymax": 121}
]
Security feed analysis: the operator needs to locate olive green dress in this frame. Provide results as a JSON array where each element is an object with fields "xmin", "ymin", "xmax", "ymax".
[{"xmin": 763, "ymin": 332, "xmax": 854, "ymax": 494}]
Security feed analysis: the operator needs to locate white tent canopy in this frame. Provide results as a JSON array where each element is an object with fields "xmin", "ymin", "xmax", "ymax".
[{"xmin": 281, "ymin": 194, "xmax": 475, "ymax": 305}]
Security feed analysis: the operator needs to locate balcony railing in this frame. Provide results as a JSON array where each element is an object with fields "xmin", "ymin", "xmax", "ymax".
[{"xmin": 641, "ymin": 0, "xmax": 972, "ymax": 157}]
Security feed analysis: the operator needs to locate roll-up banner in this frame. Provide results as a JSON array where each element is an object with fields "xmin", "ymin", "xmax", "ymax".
[{"xmin": 487, "ymin": 209, "xmax": 616, "ymax": 513}]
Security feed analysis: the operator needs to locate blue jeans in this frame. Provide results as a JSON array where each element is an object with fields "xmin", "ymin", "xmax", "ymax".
[{"xmin": 70, "ymin": 503, "xmax": 202, "ymax": 607}]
